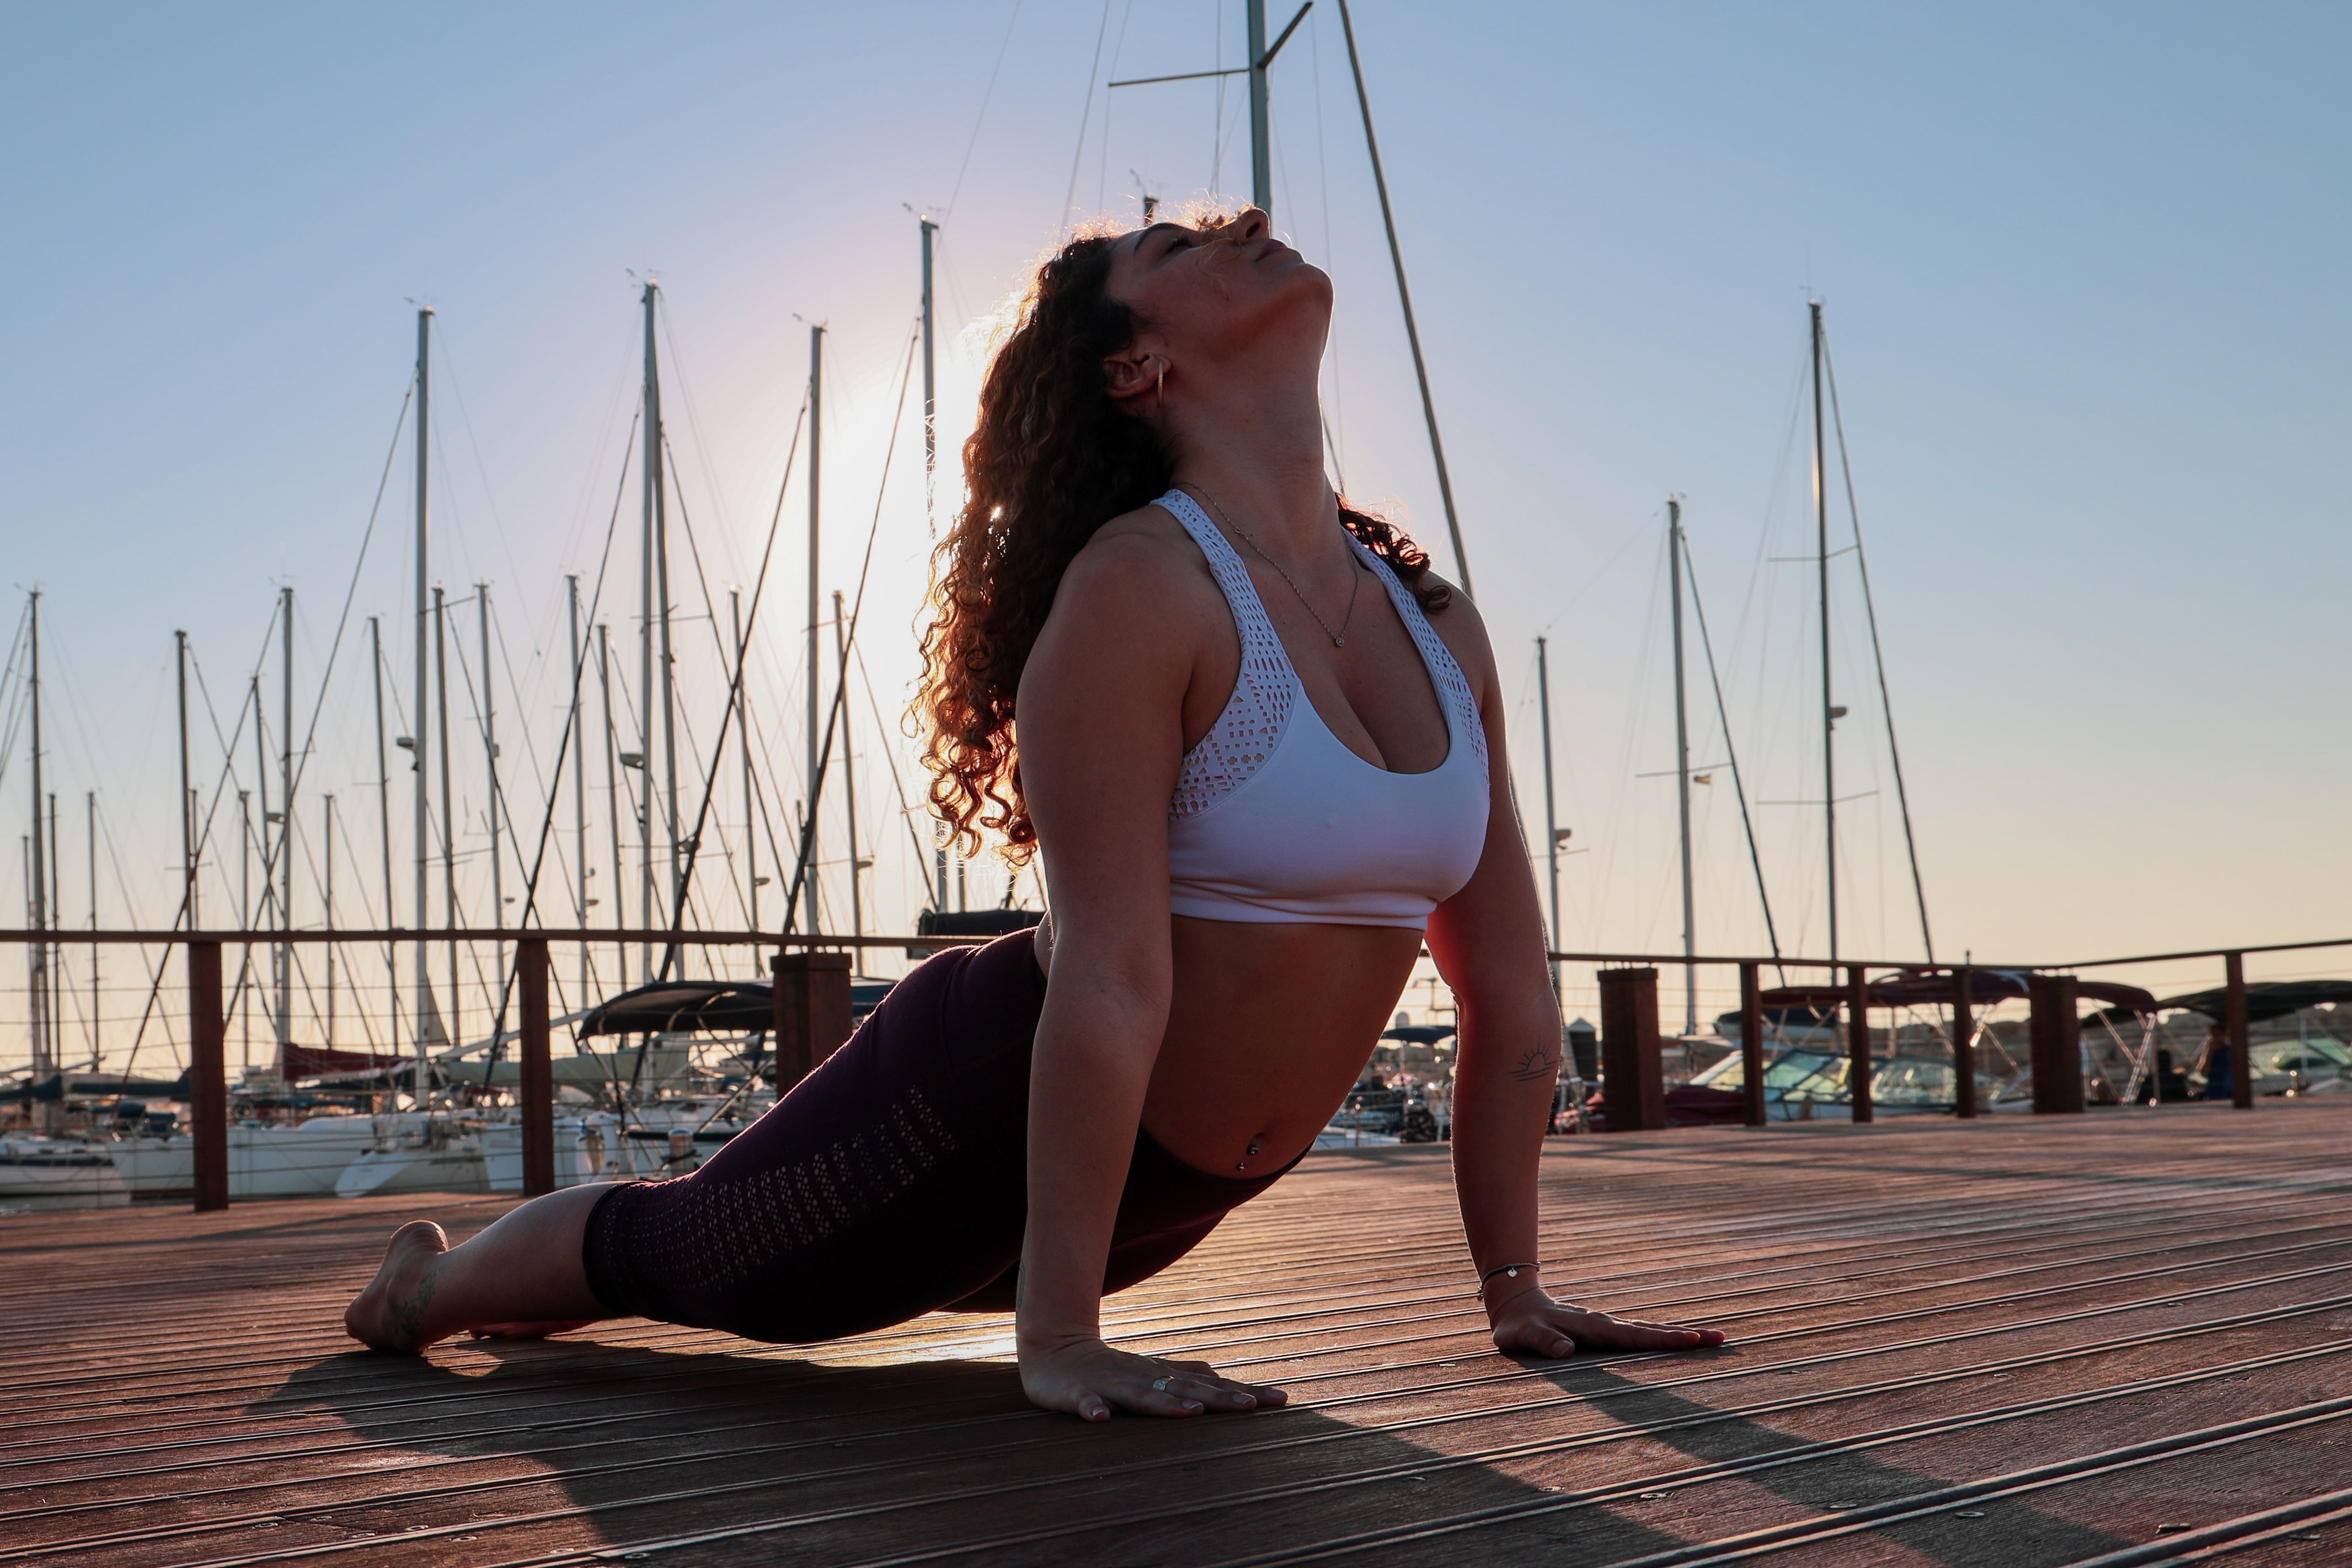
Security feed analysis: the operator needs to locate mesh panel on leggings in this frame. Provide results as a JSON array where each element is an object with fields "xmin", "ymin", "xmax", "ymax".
[{"xmin": 598, "ymin": 1087, "xmax": 958, "ymax": 1302}]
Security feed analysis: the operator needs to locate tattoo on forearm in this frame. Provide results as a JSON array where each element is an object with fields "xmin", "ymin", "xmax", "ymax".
[{"xmin": 1508, "ymin": 1043, "xmax": 1561, "ymax": 1083}]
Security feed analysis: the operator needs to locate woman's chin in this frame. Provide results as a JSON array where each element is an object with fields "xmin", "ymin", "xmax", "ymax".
[{"xmin": 1260, "ymin": 265, "xmax": 1334, "ymax": 324}]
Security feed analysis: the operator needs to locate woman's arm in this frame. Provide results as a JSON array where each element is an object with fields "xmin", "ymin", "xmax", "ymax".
[
  {"xmin": 1012, "ymin": 526, "xmax": 1284, "ymax": 1421},
  {"xmin": 1424, "ymin": 598, "xmax": 1726, "ymax": 1358}
]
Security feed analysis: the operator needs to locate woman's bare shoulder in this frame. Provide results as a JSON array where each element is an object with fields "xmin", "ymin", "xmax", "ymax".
[
  {"xmin": 1049, "ymin": 502, "xmax": 1220, "ymax": 630},
  {"xmin": 1017, "ymin": 504, "xmax": 1213, "ymax": 793}
]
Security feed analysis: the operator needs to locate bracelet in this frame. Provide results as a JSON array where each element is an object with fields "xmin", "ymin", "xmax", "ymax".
[{"xmin": 1477, "ymin": 1261, "xmax": 1540, "ymax": 1295}]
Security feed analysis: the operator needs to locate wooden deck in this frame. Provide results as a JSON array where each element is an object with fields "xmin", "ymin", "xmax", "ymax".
[{"xmin": 6, "ymin": 1105, "xmax": 2352, "ymax": 1567}]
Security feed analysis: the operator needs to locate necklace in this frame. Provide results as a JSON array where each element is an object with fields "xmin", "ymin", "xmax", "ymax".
[{"xmin": 1186, "ymin": 483, "xmax": 1365, "ymax": 647}]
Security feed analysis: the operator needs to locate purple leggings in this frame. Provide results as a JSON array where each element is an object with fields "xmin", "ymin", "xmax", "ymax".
[{"xmin": 581, "ymin": 929, "xmax": 1297, "ymax": 1344}]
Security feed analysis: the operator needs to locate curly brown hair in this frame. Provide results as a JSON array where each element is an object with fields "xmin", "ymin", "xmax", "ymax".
[{"xmin": 915, "ymin": 222, "xmax": 1448, "ymax": 862}]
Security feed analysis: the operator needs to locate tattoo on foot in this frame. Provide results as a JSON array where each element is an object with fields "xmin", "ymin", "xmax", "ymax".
[{"xmin": 391, "ymin": 1259, "xmax": 443, "ymax": 1350}]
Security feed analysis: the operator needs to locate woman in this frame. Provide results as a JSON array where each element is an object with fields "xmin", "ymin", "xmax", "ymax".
[{"xmin": 346, "ymin": 207, "xmax": 1725, "ymax": 1420}]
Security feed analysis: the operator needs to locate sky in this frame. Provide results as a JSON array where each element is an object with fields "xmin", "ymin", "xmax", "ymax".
[{"xmin": 2, "ymin": 2, "xmax": 2347, "ymax": 1063}]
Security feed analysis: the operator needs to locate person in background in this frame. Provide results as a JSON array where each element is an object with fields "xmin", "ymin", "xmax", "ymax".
[{"xmin": 2199, "ymin": 1020, "xmax": 2235, "ymax": 1101}]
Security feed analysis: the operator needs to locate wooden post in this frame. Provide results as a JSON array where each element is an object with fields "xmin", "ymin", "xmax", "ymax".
[
  {"xmin": 1738, "ymin": 961, "xmax": 1766, "ymax": 1128},
  {"xmin": 1952, "ymin": 965, "xmax": 1977, "ymax": 1120},
  {"xmin": 2029, "ymin": 973, "xmax": 2085, "ymax": 1114},
  {"xmin": 772, "ymin": 950, "xmax": 854, "ymax": 1093},
  {"xmin": 2225, "ymin": 952, "xmax": 2253, "ymax": 1110},
  {"xmin": 1597, "ymin": 966, "xmax": 1664, "ymax": 1132},
  {"xmin": 1847, "ymin": 965, "xmax": 1874, "ymax": 1123},
  {"xmin": 189, "ymin": 939, "xmax": 228, "ymax": 1212},
  {"xmin": 517, "ymin": 937, "xmax": 553, "ymax": 1196}
]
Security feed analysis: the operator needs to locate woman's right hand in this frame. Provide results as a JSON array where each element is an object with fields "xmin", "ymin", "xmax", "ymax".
[{"xmin": 1018, "ymin": 1334, "xmax": 1289, "ymax": 1422}]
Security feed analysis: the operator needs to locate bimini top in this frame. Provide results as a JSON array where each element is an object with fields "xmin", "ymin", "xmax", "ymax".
[
  {"xmin": 1761, "ymin": 971, "xmax": 2159, "ymax": 1015},
  {"xmin": 1157, "ymin": 489, "xmax": 1489, "ymax": 930}
]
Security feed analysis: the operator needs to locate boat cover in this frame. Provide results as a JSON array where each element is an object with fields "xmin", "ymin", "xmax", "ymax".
[
  {"xmin": 0, "ymin": 1071, "xmax": 193, "ymax": 1103},
  {"xmin": 2147, "ymin": 980, "xmax": 2352, "ymax": 1025},
  {"xmin": 580, "ymin": 976, "xmax": 899, "ymax": 1037},
  {"xmin": 1758, "ymin": 970, "xmax": 2157, "ymax": 1014},
  {"xmin": 579, "ymin": 980, "xmax": 779, "ymax": 1037},
  {"xmin": 282, "ymin": 1045, "xmax": 415, "ymax": 1080}
]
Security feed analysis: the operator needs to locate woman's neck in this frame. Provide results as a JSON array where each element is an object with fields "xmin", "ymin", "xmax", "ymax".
[{"xmin": 1164, "ymin": 376, "xmax": 1337, "ymax": 561}]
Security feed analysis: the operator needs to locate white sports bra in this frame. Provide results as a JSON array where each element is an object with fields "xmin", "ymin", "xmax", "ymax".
[{"xmin": 1158, "ymin": 489, "xmax": 1489, "ymax": 929}]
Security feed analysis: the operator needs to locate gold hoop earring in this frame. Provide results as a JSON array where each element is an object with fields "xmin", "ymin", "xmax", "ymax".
[{"xmin": 1156, "ymin": 366, "xmax": 1165, "ymax": 413}]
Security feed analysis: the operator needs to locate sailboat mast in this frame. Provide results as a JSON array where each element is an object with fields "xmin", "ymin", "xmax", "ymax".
[
  {"xmin": 86, "ymin": 791, "xmax": 97, "ymax": 1068},
  {"xmin": 434, "ymin": 584, "xmax": 456, "ymax": 1064},
  {"xmin": 412, "ymin": 307, "xmax": 433, "ymax": 1078},
  {"xmin": 1335, "ymin": 0, "xmax": 1472, "ymax": 597},
  {"xmin": 568, "ymin": 575, "xmax": 587, "ymax": 999},
  {"xmin": 805, "ymin": 323, "xmax": 824, "ymax": 931},
  {"xmin": 323, "ymin": 793, "xmax": 334, "ymax": 1050},
  {"xmin": 1683, "ymin": 548, "xmax": 1786, "ymax": 969},
  {"xmin": 1535, "ymin": 635, "xmax": 1563, "ymax": 1009},
  {"xmin": 598, "ymin": 622, "xmax": 625, "ymax": 987},
  {"xmin": 1668, "ymin": 499, "xmax": 1696, "ymax": 1035},
  {"xmin": 277, "ymin": 583, "xmax": 293, "ymax": 1062},
  {"xmin": 921, "ymin": 218, "xmax": 949, "ymax": 912},
  {"xmin": 369, "ymin": 616, "xmax": 395, "ymax": 1044},
  {"xmin": 651, "ymin": 328, "xmax": 681, "ymax": 965},
  {"xmin": 238, "ymin": 786, "xmax": 251, "ymax": 1073},
  {"xmin": 639, "ymin": 282, "xmax": 661, "ymax": 978},
  {"xmin": 251, "ymin": 667, "xmax": 271, "ymax": 1070},
  {"xmin": 479, "ymin": 584, "xmax": 501, "ymax": 1016},
  {"xmin": 177, "ymin": 629, "xmax": 195, "ymax": 930},
  {"xmin": 1247, "ymin": 0, "xmax": 1272, "ymax": 210},
  {"xmin": 733, "ymin": 588, "xmax": 755, "ymax": 930},
  {"xmin": 47, "ymin": 795, "xmax": 60, "ymax": 1069},
  {"xmin": 1819, "ymin": 334, "xmax": 1936, "ymax": 963},
  {"xmin": 1811, "ymin": 299, "xmax": 1836, "ymax": 965},
  {"xmin": 26, "ymin": 591, "xmax": 47, "ymax": 1083},
  {"xmin": 919, "ymin": 221, "xmax": 938, "ymax": 522},
  {"xmin": 833, "ymin": 589, "xmax": 862, "ymax": 943},
  {"xmin": 248, "ymin": 676, "xmax": 269, "ymax": 1070}
]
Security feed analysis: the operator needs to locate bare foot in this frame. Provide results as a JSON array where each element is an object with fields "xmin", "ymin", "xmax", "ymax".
[
  {"xmin": 467, "ymin": 1320, "xmax": 596, "ymax": 1340},
  {"xmin": 345, "ymin": 1221, "xmax": 452, "ymax": 1352}
]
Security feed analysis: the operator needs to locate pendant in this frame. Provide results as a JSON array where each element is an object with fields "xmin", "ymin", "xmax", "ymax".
[{"xmin": 1334, "ymin": 636, "xmax": 1345, "ymax": 647}]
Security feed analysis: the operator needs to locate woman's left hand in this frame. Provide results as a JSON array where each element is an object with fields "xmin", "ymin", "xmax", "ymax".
[{"xmin": 1487, "ymin": 1285, "xmax": 1726, "ymax": 1358}]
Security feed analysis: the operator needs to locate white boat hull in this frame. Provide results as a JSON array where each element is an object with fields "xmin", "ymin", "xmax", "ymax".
[
  {"xmin": 335, "ymin": 1125, "xmax": 490, "ymax": 1198},
  {"xmin": 0, "ymin": 1141, "xmax": 130, "ymax": 1208},
  {"xmin": 482, "ymin": 1115, "xmax": 622, "ymax": 1192},
  {"xmin": 108, "ymin": 1116, "xmax": 382, "ymax": 1201}
]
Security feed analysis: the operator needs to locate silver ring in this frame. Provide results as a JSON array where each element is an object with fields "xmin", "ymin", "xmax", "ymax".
[{"xmin": 1151, "ymin": 1376, "xmax": 1174, "ymax": 1392}]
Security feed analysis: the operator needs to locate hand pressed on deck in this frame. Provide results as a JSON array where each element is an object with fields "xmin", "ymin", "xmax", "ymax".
[
  {"xmin": 1019, "ymin": 1332, "xmax": 1289, "ymax": 1422},
  {"xmin": 1486, "ymin": 1276, "xmax": 1726, "ymax": 1360}
]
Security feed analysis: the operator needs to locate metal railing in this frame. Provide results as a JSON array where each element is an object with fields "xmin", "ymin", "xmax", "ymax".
[
  {"xmin": 4, "ymin": 926, "xmax": 2344, "ymax": 1206},
  {"xmin": 0, "ymin": 928, "xmax": 981, "ymax": 1210},
  {"xmin": 1544, "ymin": 937, "xmax": 2352, "ymax": 1131}
]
